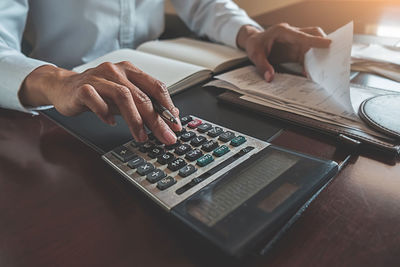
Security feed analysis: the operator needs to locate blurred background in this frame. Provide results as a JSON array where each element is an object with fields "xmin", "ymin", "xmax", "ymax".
[
  {"xmin": 166, "ymin": 0, "xmax": 399, "ymax": 17},
  {"xmin": 165, "ymin": 0, "xmax": 400, "ymax": 39}
]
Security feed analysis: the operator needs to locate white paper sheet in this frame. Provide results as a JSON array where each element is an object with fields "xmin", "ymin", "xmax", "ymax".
[
  {"xmin": 214, "ymin": 66, "xmax": 357, "ymax": 120},
  {"xmin": 304, "ymin": 21, "xmax": 354, "ymax": 114},
  {"xmin": 352, "ymin": 43, "xmax": 400, "ymax": 65}
]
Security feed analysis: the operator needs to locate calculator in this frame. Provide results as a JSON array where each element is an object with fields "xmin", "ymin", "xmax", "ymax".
[{"xmin": 102, "ymin": 115, "xmax": 338, "ymax": 257}]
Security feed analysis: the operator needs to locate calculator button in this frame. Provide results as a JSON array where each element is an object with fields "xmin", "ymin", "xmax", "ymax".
[
  {"xmin": 207, "ymin": 127, "xmax": 224, "ymax": 137},
  {"xmin": 180, "ymin": 131, "xmax": 197, "ymax": 142},
  {"xmin": 127, "ymin": 157, "xmax": 145, "ymax": 169},
  {"xmin": 175, "ymin": 143, "xmax": 192, "ymax": 155},
  {"xmin": 197, "ymin": 154, "xmax": 214, "ymax": 167},
  {"xmin": 139, "ymin": 142, "xmax": 155, "ymax": 153},
  {"xmin": 154, "ymin": 139, "xmax": 162, "ymax": 145},
  {"xmin": 213, "ymin": 145, "xmax": 230, "ymax": 157},
  {"xmin": 148, "ymin": 134, "xmax": 162, "ymax": 145},
  {"xmin": 230, "ymin": 136, "xmax": 247, "ymax": 147},
  {"xmin": 148, "ymin": 133, "xmax": 156, "ymax": 140},
  {"xmin": 147, "ymin": 134, "xmax": 162, "ymax": 145},
  {"xmin": 112, "ymin": 146, "xmax": 137, "ymax": 162},
  {"xmin": 157, "ymin": 152, "xmax": 175, "ymax": 165},
  {"xmin": 180, "ymin": 116, "xmax": 193, "ymax": 125},
  {"xmin": 179, "ymin": 164, "xmax": 197, "ymax": 177},
  {"xmin": 157, "ymin": 176, "xmax": 177, "ymax": 190},
  {"xmin": 188, "ymin": 119, "xmax": 202, "ymax": 129},
  {"xmin": 168, "ymin": 158, "xmax": 187, "ymax": 171},
  {"xmin": 190, "ymin": 135, "xmax": 206, "ymax": 147},
  {"xmin": 146, "ymin": 169, "xmax": 167, "ymax": 183},
  {"xmin": 148, "ymin": 147, "xmax": 164, "ymax": 159},
  {"xmin": 136, "ymin": 162, "xmax": 155, "ymax": 176},
  {"xmin": 174, "ymin": 128, "xmax": 186, "ymax": 137},
  {"xmin": 185, "ymin": 149, "xmax": 203, "ymax": 161},
  {"xmin": 219, "ymin": 131, "xmax": 236, "ymax": 142},
  {"xmin": 165, "ymin": 140, "xmax": 181, "ymax": 150},
  {"xmin": 237, "ymin": 146, "xmax": 255, "ymax": 156},
  {"xmin": 130, "ymin": 140, "xmax": 140, "ymax": 148},
  {"xmin": 201, "ymin": 140, "xmax": 219, "ymax": 152},
  {"xmin": 197, "ymin": 123, "xmax": 212, "ymax": 133}
]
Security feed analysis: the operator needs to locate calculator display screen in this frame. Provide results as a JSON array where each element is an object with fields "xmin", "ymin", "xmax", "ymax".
[{"xmin": 186, "ymin": 151, "xmax": 299, "ymax": 227}]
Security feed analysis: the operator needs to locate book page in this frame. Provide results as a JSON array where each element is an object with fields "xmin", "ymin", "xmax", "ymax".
[
  {"xmin": 304, "ymin": 22, "xmax": 354, "ymax": 115},
  {"xmin": 206, "ymin": 78, "xmax": 389, "ymax": 139},
  {"xmin": 137, "ymin": 38, "xmax": 247, "ymax": 72},
  {"xmin": 214, "ymin": 66, "xmax": 358, "ymax": 120},
  {"xmin": 239, "ymin": 94, "xmax": 388, "ymax": 139},
  {"xmin": 73, "ymin": 49, "xmax": 208, "ymax": 93}
]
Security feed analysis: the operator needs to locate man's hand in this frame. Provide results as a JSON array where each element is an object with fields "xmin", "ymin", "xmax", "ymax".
[
  {"xmin": 237, "ymin": 23, "xmax": 331, "ymax": 82},
  {"xmin": 19, "ymin": 62, "xmax": 182, "ymax": 144}
]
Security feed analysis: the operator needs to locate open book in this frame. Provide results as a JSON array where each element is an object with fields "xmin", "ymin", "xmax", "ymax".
[
  {"xmin": 206, "ymin": 22, "xmax": 400, "ymax": 157},
  {"xmin": 73, "ymin": 38, "xmax": 247, "ymax": 94}
]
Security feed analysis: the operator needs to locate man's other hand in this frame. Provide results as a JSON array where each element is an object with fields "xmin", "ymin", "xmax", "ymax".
[
  {"xmin": 237, "ymin": 23, "xmax": 331, "ymax": 82},
  {"xmin": 19, "ymin": 62, "xmax": 182, "ymax": 144}
]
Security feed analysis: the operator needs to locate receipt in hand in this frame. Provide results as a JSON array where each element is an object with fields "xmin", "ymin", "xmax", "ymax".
[{"xmin": 305, "ymin": 21, "xmax": 355, "ymax": 115}]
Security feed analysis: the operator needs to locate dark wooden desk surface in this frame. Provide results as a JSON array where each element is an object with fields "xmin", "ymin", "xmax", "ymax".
[{"xmin": 1, "ymin": 1, "xmax": 400, "ymax": 266}]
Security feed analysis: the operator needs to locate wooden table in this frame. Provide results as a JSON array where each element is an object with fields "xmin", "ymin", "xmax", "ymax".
[{"xmin": 1, "ymin": 1, "xmax": 399, "ymax": 266}]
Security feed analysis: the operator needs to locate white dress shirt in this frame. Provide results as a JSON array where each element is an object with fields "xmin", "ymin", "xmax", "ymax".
[{"xmin": 0, "ymin": 0, "xmax": 260, "ymax": 113}]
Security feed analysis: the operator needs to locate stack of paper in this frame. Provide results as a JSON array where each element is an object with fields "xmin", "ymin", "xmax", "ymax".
[
  {"xmin": 205, "ymin": 22, "xmax": 396, "ymax": 140},
  {"xmin": 351, "ymin": 43, "xmax": 400, "ymax": 82}
]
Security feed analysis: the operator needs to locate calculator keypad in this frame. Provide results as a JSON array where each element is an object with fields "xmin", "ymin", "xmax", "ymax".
[{"xmin": 103, "ymin": 115, "xmax": 269, "ymax": 210}]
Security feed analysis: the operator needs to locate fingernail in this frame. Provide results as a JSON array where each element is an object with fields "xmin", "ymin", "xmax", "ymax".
[
  {"xmin": 264, "ymin": 71, "xmax": 272, "ymax": 82},
  {"xmin": 172, "ymin": 107, "xmax": 182, "ymax": 129},
  {"xmin": 163, "ymin": 128, "xmax": 177, "ymax": 145},
  {"xmin": 108, "ymin": 116, "xmax": 116, "ymax": 126},
  {"xmin": 138, "ymin": 129, "xmax": 148, "ymax": 142},
  {"xmin": 172, "ymin": 107, "xmax": 180, "ymax": 116},
  {"xmin": 172, "ymin": 107, "xmax": 180, "ymax": 121}
]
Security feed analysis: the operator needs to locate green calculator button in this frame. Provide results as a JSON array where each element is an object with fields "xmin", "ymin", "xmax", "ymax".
[
  {"xmin": 230, "ymin": 136, "xmax": 246, "ymax": 147},
  {"xmin": 197, "ymin": 154, "xmax": 214, "ymax": 167},
  {"xmin": 213, "ymin": 145, "xmax": 230, "ymax": 157}
]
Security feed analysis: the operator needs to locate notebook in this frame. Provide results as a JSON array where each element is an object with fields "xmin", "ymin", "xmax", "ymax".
[{"xmin": 73, "ymin": 38, "xmax": 247, "ymax": 94}]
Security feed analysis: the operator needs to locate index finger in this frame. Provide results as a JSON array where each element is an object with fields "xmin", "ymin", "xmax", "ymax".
[
  {"xmin": 117, "ymin": 62, "xmax": 182, "ymax": 131},
  {"xmin": 280, "ymin": 28, "xmax": 331, "ymax": 49},
  {"xmin": 298, "ymin": 31, "xmax": 331, "ymax": 48}
]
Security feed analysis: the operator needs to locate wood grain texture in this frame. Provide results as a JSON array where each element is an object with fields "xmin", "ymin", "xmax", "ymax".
[{"xmin": 1, "ymin": 106, "xmax": 399, "ymax": 266}]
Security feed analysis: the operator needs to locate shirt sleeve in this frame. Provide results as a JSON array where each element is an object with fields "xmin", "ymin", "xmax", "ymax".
[
  {"xmin": 170, "ymin": 0, "xmax": 263, "ymax": 48},
  {"xmin": 0, "ymin": 0, "xmax": 53, "ymax": 114}
]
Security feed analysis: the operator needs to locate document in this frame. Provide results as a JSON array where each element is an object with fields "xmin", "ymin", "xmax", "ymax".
[
  {"xmin": 351, "ymin": 43, "xmax": 400, "ymax": 82},
  {"xmin": 352, "ymin": 43, "xmax": 400, "ymax": 65},
  {"xmin": 214, "ymin": 66, "xmax": 356, "ymax": 120},
  {"xmin": 214, "ymin": 22, "xmax": 357, "ymax": 120},
  {"xmin": 207, "ymin": 22, "xmax": 397, "ymax": 139},
  {"xmin": 304, "ymin": 21, "xmax": 354, "ymax": 115},
  {"xmin": 207, "ymin": 73, "xmax": 388, "ymax": 138}
]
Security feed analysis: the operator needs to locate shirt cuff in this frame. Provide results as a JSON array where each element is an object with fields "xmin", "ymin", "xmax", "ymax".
[
  {"xmin": 0, "ymin": 52, "xmax": 54, "ymax": 115},
  {"xmin": 220, "ymin": 16, "xmax": 263, "ymax": 48}
]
